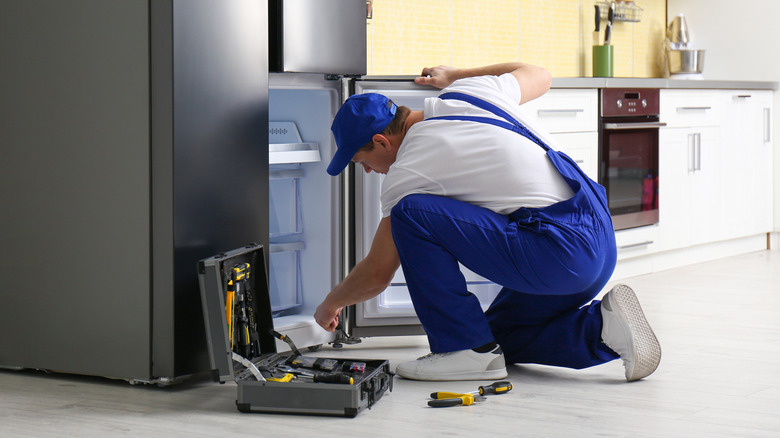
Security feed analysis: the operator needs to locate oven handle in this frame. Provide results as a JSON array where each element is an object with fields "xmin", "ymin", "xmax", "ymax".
[{"xmin": 603, "ymin": 122, "xmax": 668, "ymax": 130}]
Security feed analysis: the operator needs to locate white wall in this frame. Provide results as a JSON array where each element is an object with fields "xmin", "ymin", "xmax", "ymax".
[{"xmin": 668, "ymin": 0, "xmax": 780, "ymax": 238}]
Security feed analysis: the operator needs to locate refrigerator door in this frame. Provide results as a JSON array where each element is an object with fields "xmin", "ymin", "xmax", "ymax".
[
  {"xmin": 347, "ymin": 79, "xmax": 503, "ymax": 337},
  {"xmin": 269, "ymin": 0, "xmax": 367, "ymax": 75},
  {"xmin": 267, "ymin": 73, "xmax": 343, "ymax": 350}
]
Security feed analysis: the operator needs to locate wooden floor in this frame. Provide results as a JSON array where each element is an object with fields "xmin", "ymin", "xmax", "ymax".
[{"xmin": 2, "ymin": 250, "xmax": 779, "ymax": 437}]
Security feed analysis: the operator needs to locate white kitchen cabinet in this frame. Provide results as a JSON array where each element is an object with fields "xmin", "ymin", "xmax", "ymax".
[
  {"xmin": 658, "ymin": 125, "xmax": 722, "ymax": 250},
  {"xmin": 658, "ymin": 89, "xmax": 724, "ymax": 251},
  {"xmin": 522, "ymin": 89, "xmax": 599, "ymax": 181},
  {"xmin": 720, "ymin": 90, "xmax": 773, "ymax": 240},
  {"xmin": 521, "ymin": 89, "xmax": 598, "ymax": 133}
]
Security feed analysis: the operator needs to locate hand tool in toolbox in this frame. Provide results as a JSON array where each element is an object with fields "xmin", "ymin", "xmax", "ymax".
[
  {"xmin": 428, "ymin": 381, "xmax": 513, "ymax": 408},
  {"xmin": 198, "ymin": 243, "xmax": 394, "ymax": 417}
]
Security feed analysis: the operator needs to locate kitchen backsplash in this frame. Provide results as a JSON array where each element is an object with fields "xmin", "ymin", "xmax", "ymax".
[{"xmin": 367, "ymin": 0, "xmax": 666, "ymax": 78}]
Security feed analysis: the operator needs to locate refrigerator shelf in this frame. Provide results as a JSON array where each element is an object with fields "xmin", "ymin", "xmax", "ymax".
[
  {"xmin": 269, "ymin": 142, "xmax": 321, "ymax": 164},
  {"xmin": 269, "ymin": 122, "xmax": 321, "ymax": 164}
]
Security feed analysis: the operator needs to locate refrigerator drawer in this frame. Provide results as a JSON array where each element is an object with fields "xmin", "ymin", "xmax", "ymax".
[
  {"xmin": 268, "ymin": 242, "xmax": 304, "ymax": 316},
  {"xmin": 269, "ymin": 170, "xmax": 304, "ymax": 239}
]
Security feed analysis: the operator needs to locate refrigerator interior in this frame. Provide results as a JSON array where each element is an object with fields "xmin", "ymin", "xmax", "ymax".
[
  {"xmin": 352, "ymin": 80, "xmax": 503, "ymax": 330},
  {"xmin": 267, "ymin": 74, "xmax": 342, "ymax": 350}
]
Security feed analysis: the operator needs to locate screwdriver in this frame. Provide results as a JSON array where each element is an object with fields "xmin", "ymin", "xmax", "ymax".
[{"xmin": 430, "ymin": 381, "xmax": 513, "ymax": 400}]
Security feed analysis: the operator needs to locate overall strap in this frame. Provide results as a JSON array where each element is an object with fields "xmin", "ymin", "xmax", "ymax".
[{"xmin": 434, "ymin": 91, "xmax": 550, "ymax": 151}]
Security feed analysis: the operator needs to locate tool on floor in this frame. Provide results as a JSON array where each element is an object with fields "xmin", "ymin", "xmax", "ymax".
[
  {"xmin": 430, "ymin": 381, "xmax": 513, "ymax": 400},
  {"xmin": 428, "ymin": 381, "xmax": 513, "ymax": 407},
  {"xmin": 427, "ymin": 392, "xmax": 486, "ymax": 408}
]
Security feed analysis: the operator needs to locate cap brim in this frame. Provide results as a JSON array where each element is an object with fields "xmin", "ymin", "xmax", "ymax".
[{"xmin": 326, "ymin": 145, "xmax": 355, "ymax": 176}]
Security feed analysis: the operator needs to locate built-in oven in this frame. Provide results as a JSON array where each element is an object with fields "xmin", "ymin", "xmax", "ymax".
[{"xmin": 599, "ymin": 89, "xmax": 666, "ymax": 231}]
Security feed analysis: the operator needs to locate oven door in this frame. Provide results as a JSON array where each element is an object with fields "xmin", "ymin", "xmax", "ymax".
[{"xmin": 600, "ymin": 120, "xmax": 666, "ymax": 230}]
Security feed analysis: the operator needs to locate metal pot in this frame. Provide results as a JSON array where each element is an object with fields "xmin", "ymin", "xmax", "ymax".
[{"xmin": 667, "ymin": 49, "xmax": 705, "ymax": 74}]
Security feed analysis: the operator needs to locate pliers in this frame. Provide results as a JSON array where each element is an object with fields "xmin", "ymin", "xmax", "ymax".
[
  {"xmin": 427, "ymin": 392, "xmax": 486, "ymax": 407},
  {"xmin": 428, "ymin": 381, "xmax": 513, "ymax": 407}
]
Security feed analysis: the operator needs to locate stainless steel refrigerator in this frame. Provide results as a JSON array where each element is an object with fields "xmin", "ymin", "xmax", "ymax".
[{"xmin": 0, "ymin": 0, "xmax": 269, "ymax": 383}]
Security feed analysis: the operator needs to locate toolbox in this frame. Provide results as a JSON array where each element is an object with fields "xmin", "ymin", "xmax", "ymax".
[{"xmin": 198, "ymin": 243, "xmax": 393, "ymax": 417}]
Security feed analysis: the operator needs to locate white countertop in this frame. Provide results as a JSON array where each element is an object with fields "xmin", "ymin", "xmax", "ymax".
[{"xmin": 551, "ymin": 77, "xmax": 779, "ymax": 90}]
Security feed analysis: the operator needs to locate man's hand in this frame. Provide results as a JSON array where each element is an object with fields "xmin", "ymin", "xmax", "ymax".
[
  {"xmin": 414, "ymin": 62, "xmax": 552, "ymax": 104},
  {"xmin": 314, "ymin": 301, "xmax": 342, "ymax": 332},
  {"xmin": 414, "ymin": 65, "xmax": 458, "ymax": 89}
]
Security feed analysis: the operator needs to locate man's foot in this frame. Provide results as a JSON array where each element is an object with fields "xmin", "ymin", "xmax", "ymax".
[
  {"xmin": 601, "ymin": 284, "xmax": 662, "ymax": 382},
  {"xmin": 395, "ymin": 346, "xmax": 508, "ymax": 381}
]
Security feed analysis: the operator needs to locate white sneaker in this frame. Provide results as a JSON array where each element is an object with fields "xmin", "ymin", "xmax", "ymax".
[
  {"xmin": 395, "ymin": 346, "xmax": 508, "ymax": 381},
  {"xmin": 601, "ymin": 284, "xmax": 662, "ymax": 382}
]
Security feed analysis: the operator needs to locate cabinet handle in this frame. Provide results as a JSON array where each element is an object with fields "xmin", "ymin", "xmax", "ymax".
[
  {"xmin": 732, "ymin": 95, "xmax": 752, "ymax": 100},
  {"xmin": 687, "ymin": 133, "xmax": 695, "ymax": 172},
  {"xmin": 603, "ymin": 122, "xmax": 667, "ymax": 130},
  {"xmin": 618, "ymin": 241, "xmax": 654, "ymax": 251},
  {"xmin": 764, "ymin": 108, "xmax": 771, "ymax": 143},
  {"xmin": 676, "ymin": 106, "xmax": 711, "ymax": 112},
  {"xmin": 537, "ymin": 109, "xmax": 585, "ymax": 115},
  {"xmin": 695, "ymin": 132, "xmax": 702, "ymax": 171}
]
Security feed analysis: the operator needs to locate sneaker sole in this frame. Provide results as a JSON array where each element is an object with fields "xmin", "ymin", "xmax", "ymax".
[
  {"xmin": 610, "ymin": 284, "xmax": 662, "ymax": 381},
  {"xmin": 396, "ymin": 367, "xmax": 508, "ymax": 381}
]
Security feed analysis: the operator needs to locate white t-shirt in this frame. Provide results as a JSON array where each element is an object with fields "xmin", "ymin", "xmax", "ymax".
[{"xmin": 380, "ymin": 73, "xmax": 575, "ymax": 217}]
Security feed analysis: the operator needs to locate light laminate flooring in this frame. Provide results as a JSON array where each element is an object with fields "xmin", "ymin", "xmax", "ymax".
[{"xmin": 2, "ymin": 250, "xmax": 780, "ymax": 437}]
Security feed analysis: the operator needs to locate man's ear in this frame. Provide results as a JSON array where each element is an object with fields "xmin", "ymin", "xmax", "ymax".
[{"xmin": 372, "ymin": 133, "xmax": 392, "ymax": 150}]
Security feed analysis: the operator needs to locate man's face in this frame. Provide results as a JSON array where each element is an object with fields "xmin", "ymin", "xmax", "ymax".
[{"xmin": 351, "ymin": 143, "xmax": 394, "ymax": 175}]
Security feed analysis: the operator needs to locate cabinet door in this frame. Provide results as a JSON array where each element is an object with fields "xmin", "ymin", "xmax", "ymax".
[
  {"xmin": 658, "ymin": 126, "xmax": 722, "ymax": 250},
  {"xmin": 720, "ymin": 90, "xmax": 774, "ymax": 239},
  {"xmin": 688, "ymin": 126, "xmax": 722, "ymax": 245},
  {"xmin": 658, "ymin": 127, "xmax": 692, "ymax": 250},
  {"xmin": 751, "ymin": 91, "xmax": 773, "ymax": 235},
  {"xmin": 520, "ymin": 89, "xmax": 598, "ymax": 133}
]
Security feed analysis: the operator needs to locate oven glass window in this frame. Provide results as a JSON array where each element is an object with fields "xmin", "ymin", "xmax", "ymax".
[{"xmin": 602, "ymin": 129, "xmax": 659, "ymax": 216}]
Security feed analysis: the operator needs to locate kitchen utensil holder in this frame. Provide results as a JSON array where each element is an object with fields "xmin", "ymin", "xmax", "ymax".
[
  {"xmin": 596, "ymin": 1, "xmax": 642, "ymax": 23},
  {"xmin": 593, "ymin": 45, "xmax": 614, "ymax": 77}
]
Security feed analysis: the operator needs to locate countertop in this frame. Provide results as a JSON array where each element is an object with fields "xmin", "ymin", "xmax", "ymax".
[
  {"xmin": 361, "ymin": 75, "xmax": 778, "ymax": 90},
  {"xmin": 551, "ymin": 77, "xmax": 779, "ymax": 90}
]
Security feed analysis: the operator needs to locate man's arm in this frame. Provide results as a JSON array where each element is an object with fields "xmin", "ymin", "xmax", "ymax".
[
  {"xmin": 314, "ymin": 216, "xmax": 400, "ymax": 331},
  {"xmin": 413, "ymin": 62, "xmax": 552, "ymax": 104}
]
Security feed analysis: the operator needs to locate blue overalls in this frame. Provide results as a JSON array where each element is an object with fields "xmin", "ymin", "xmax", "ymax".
[{"xmin": 389, "ymin": 92, "xmax": 620, "ymax": 369}]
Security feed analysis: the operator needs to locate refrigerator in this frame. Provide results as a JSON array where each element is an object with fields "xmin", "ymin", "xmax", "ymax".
[
  {"xmin": 267, "ymin": 2, "xmax": 502, "ymax": 347},
  {"xmin": 0, "ymin": 0, "xmax": 269, "ymax": 383}
]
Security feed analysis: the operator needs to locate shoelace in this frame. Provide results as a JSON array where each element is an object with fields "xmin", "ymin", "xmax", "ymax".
[{"xmin": 416, "ymin": 352, "xmax": 452, "ymax": 361}]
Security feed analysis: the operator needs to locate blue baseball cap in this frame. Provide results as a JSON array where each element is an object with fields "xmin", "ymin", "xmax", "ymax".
[{"xmin": 327, "ymin": 93, "xmax": 397, "ymax": 176}]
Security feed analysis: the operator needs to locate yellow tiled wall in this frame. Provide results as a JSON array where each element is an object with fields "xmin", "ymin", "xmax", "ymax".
[{"xmin": 367, "ymin": 0, "xmax": 666, "ymax": 78}]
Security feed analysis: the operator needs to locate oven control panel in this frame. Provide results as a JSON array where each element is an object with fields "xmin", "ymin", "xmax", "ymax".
[{"xmin": 601, "ymin": 89, "xmax": 659, "ymax": 117}]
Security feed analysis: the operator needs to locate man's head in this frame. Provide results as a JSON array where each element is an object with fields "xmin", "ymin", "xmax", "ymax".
[{"xmin": 327, "ymin": 93, "xmax": 398, "ymax": 176}]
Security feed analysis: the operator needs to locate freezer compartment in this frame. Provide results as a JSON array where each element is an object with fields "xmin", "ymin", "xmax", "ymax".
[{"xmin": 269, "ymin": 0, "xmax": 366, "ymax": 75}]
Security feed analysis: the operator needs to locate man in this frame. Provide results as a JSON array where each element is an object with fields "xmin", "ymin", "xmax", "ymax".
[{"xmin": 314, "ymin": 62, "xmax": 661, "ymax": 382}]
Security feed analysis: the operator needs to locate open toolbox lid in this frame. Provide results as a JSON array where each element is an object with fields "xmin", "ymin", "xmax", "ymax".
[{"xmin": 197, "ymin": 243, "xmax": 277, "ymax": 383}]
